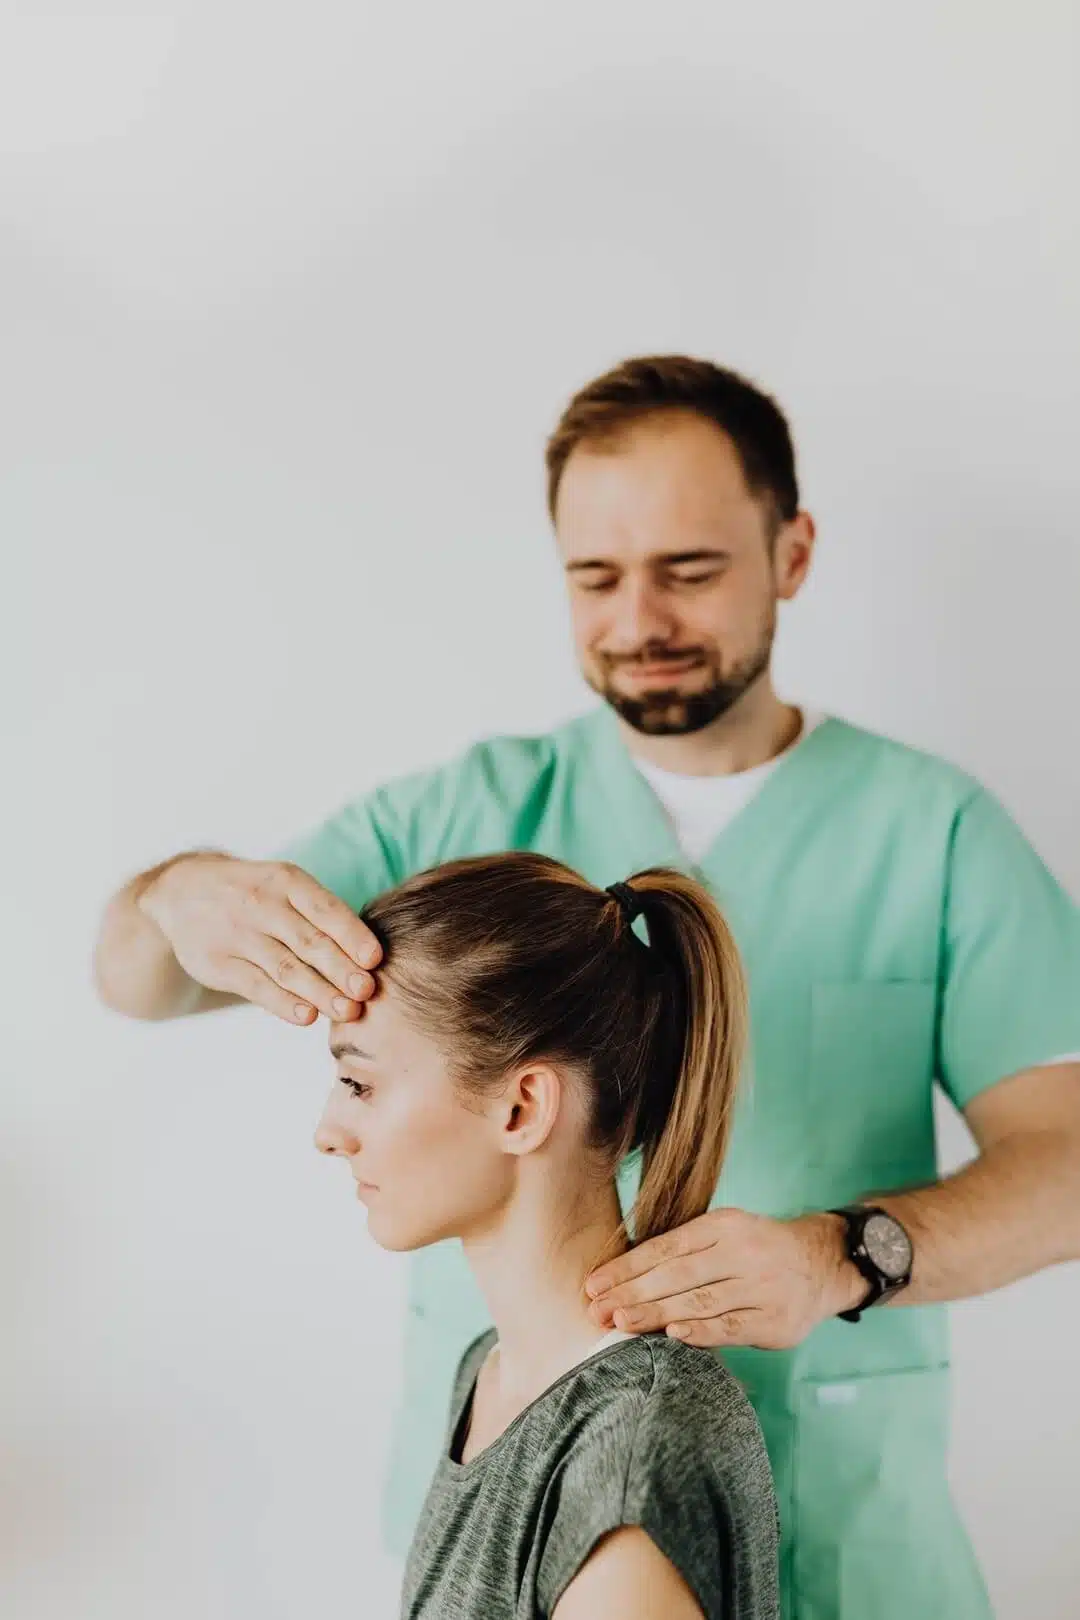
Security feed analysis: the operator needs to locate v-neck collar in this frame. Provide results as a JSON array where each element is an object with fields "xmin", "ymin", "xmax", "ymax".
[
  {"xmin": 445, "ymin": 1330, "xmax": 645, "ymax": 1480},
  {"xmin": 576, "ymin": 705, "xmax": 847, "ymax": 882}
]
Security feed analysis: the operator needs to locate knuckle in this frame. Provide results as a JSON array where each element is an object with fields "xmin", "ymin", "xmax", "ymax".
[
  {"xmin": 303, "ymin": 884, "xmax": 332, "ymax": 917},
  {"xmin": 276, "ymin": 954, "xmax": 298, "ymax": 984},
  {"xmin": 248, "ymin": 862, "xmax": 280, "ymax": 899},
  {"xmin": 689, "ymin": 1286, "xmax": 716, "ymax": 1316},
  {"xmin": 234, "ymin": 961, "xmax": 267, "ymax": 996}
]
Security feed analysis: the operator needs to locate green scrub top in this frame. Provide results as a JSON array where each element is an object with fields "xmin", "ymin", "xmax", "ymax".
[{"xmin": 278, "ymin": 710, "xmax": 1080, "ymax": 1620}]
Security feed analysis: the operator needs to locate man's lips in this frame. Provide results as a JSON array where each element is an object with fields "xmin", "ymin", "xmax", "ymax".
[{"xmin": 615, "ymin": 655, "xmax": 705, "ymax": 683}]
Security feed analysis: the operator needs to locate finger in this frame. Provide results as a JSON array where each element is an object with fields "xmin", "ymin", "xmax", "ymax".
[
  {"xmin": 608, "ymin": 1280, "xmax": 750, "ymax": 1335},
  {"xmin": 270, "ymin": 903, "xmax": 379, "ymax": 1005},
  {"xmin": 666, "ymin": 1308, "xmax": 763, "ymax": 1349},
  {"xmin": 286, "ymin": 871, "xmax": 382, "ymax": 973},
  {"xmin": 592, "ymin": 1251, "xmax": 736, "ymax": 1315},
  {"xmin": 223, "ymin": 958, "xmax": 323, "ymax": 1025},
  {"xmin": 242, "ymin": 932, "xmax": 366, "ymax": 1021},
  {"xmin": 585, "ymin": 1215, "xmax": 717, "ymax": 1299}
]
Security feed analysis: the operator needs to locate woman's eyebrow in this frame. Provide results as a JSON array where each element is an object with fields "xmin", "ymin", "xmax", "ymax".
[{"xmin": 330, "ymin": 1040, "xmax": 376, "ymax": 1062}]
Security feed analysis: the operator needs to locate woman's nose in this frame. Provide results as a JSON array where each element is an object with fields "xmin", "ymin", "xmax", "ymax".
[
  {"xmin": 314, "ymin": 1112, "xmax": 353, "ymax": 1156},
  {"xmin": 314, "ymin": 1122, "xmax": 338, "ymax": 1155}
]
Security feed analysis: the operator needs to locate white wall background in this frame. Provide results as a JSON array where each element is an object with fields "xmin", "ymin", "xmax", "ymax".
[{"xmin": 3, "ymin": 4, "xmax": 1078, "ymax": 1617}]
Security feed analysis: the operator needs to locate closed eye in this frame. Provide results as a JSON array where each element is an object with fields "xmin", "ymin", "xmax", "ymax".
[{"xmin": 666, "ymin": 566, "xmax": 724, "ymax": 586}]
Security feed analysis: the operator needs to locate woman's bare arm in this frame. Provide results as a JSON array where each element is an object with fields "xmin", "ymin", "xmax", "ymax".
[{"xmin": 552, "ymin": 1527, "xmax": 705, "ymax": 1620}]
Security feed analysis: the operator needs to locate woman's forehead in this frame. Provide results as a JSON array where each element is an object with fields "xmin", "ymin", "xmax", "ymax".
[{"xmin": 329, "ymin": 978, "xmax": 441, "ymax": 1065}]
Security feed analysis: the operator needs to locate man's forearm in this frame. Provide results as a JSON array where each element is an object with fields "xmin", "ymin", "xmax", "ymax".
[
  {"xmin": 872, "ymin": 1128, "xmax": 1080, "ymax": 1306},
  {"xmin": 93, "ymin": 852, "xmax": 225, "ymax": 1021}
]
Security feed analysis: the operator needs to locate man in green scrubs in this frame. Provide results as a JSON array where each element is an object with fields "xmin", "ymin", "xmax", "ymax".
[{"xmin": 95, "ymin": 355, "xmax": 1080, "ymax": 1619}]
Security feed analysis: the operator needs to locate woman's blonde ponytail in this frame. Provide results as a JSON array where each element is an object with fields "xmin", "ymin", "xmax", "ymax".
[{"xmin": 617, "ymin": 869, "xmax": 748, "ymax": 1249}]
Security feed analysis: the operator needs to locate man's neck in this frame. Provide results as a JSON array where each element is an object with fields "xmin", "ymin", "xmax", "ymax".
[{"xmin": 617, "ymin": 679, "xmax": 803, "ymax": 778}]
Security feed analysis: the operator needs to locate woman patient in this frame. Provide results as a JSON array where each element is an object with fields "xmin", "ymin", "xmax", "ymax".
[{"xmin": 314, "ymin": 852, "xmax": 780, "ymax": 1620}]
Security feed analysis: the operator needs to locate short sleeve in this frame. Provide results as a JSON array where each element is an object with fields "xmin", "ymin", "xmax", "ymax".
[
  {"xmin": 271, "ymin": 787, "xmax": 407, "ymax": 914},
  {"xmin": 536, "ymin": 1363, "xmax": 778, "ymax": 1620},
  {"xmin": 938, "ymin": 788, "xmax": 1080, "ymax": 1109},
  {"xmin": 268, "ymin": 749, "xmax": 483, "ymax": 914}
]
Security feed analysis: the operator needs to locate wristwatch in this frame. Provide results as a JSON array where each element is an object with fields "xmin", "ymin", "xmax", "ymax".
[{"xmin": 829, "ymin": 1205, "xmax": 914, "ymax": 1322}]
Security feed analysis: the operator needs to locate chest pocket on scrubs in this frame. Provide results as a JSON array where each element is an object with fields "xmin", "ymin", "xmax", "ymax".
[{"xmin": 807, "ymin": 981, "xmax": 937, "ymax": 1205}]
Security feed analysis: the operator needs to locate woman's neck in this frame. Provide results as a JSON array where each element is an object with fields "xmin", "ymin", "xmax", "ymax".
[{"xmin": 460, "ymin": 1175, "xmax": 629, "ymax": 1410}]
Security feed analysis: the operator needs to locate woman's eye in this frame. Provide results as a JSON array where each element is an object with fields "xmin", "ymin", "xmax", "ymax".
[{"xmin": 339, "ymin": 1077, "xmax": 372, "ymax": 1101}]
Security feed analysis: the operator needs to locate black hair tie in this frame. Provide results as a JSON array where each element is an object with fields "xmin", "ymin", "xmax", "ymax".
[{"xmin": 606, "ymin": 881, "xmax": 645, "ymax": 923}]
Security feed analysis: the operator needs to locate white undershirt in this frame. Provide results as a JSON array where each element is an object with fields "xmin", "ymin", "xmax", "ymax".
[
  {"xmin": 637, "ymin": 707, "xmax": 826, "ymax": 864},
  {"xmin": 568, "ymin": 1327, "xmax": 638, "ymax": 1373}
]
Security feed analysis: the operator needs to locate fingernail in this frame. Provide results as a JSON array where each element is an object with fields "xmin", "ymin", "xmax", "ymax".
[
  {"xmin": 333, "ymin": 997, "xmax": 351, "ymax": 1017},
  {"xmin": 349, "ymin": 974, "xmax": 369, "ymax": 997},
  {"xmin": 586, "ymin": 1278, "xmax": 607, "ymax": 1298},
  {"xmin": 617, "ymin": 1310, "xmax": 640, "ymax": 1329},
  {"xmin": 295, "ymin": 1004, "xmax": 313, "ymax": 1021},
  {"xmin": 669, "ymin": 1323, "xmax": 690, "ymax": 1339}
]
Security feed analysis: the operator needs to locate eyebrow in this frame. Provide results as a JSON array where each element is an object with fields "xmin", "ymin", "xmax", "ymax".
[
  {"xmin": 330, "ymin": 1040, "xmax": 376, "ymax": 1062},
  {"xmin": 565, "ymin": 549, "xmax": 730, "ymax": 572}
]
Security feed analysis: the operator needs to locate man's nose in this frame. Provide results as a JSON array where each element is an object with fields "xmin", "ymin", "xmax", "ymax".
[{"xmin": 610, "ymin": 577, "xmax": 676, "ymax": 649}]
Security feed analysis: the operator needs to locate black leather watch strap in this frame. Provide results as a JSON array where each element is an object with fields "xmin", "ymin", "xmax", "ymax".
[{"xmin": 829, "ymin": 1205, "xmax": 913, "ymax": 1324}]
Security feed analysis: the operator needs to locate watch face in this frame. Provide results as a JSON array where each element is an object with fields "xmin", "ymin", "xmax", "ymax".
[{"xmin": 863, "ymin": 1213, "xmax": 913, "ymax": 1281}]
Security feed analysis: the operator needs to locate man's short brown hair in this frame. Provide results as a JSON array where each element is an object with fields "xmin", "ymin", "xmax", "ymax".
[{"xmin": 545, "ymin": 354, "xmax": 799, "ymax": 532}]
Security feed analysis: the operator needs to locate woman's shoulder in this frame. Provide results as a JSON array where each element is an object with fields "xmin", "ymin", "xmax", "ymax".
[
  {"xmin": 538, "ymin": 1337, "xmax": 779, "ymax": 1618},
  {"xmin": 637, "ymin": 1338, "xmax": 776, "ymax": 1504},
  {"xmin": 575, "ymin": 1334, "xmax": 772, "ymax": 1478},
  {"xmin": 640, "ymin": 1335, "xmax": 765, "ymax": 1432}
]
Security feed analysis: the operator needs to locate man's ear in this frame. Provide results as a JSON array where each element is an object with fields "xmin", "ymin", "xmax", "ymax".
[{"xmin": 774, "ymin": 510, "xmax": 817, "ymax": 602}]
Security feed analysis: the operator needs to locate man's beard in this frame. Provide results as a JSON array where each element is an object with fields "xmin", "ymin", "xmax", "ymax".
[{"xmin": 588, "ymin": 618, "xmax": 775, "ymax": 737}]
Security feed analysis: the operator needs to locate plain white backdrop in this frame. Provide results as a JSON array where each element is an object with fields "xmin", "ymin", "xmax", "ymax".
[{"xmin": 3, "ymin": 4, "xmax": 1078, "ymax": 1617}]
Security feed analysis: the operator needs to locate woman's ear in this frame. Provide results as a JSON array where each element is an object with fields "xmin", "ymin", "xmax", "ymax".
[{"xmin": 495, "ymin": 1062, "xmax": 566, "ymax": 1157}]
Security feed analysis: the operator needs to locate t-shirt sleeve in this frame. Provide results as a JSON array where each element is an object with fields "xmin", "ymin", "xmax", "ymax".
[
  {"xmin": 535, "ymin": 1370, "xmax": 778, "ymax": 1620},
  {"xmin": 938, "ymin": 787, "xmax": 1080, "ymax": 1110}
]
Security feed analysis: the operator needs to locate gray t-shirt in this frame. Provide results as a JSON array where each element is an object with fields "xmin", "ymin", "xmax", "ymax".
[{"xmin": 400, "ymin": 1328, "xmax": 780, "ymax": 1620}]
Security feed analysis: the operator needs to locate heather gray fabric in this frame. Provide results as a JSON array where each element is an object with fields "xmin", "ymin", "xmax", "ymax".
[{"xmin": 400, "ymin": 1328, "xmax": 780, "ymax": 1619}]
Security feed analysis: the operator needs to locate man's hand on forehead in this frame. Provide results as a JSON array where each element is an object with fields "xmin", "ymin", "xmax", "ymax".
[{"xmin": 140, "ymin": 853, "xmax": 381, "ymax": 1025}]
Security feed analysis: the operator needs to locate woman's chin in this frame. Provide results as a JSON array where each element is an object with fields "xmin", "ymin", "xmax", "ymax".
[{"xmin": 363, "ymin": 1210, "xmax": 439, "ymax": 1253}]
